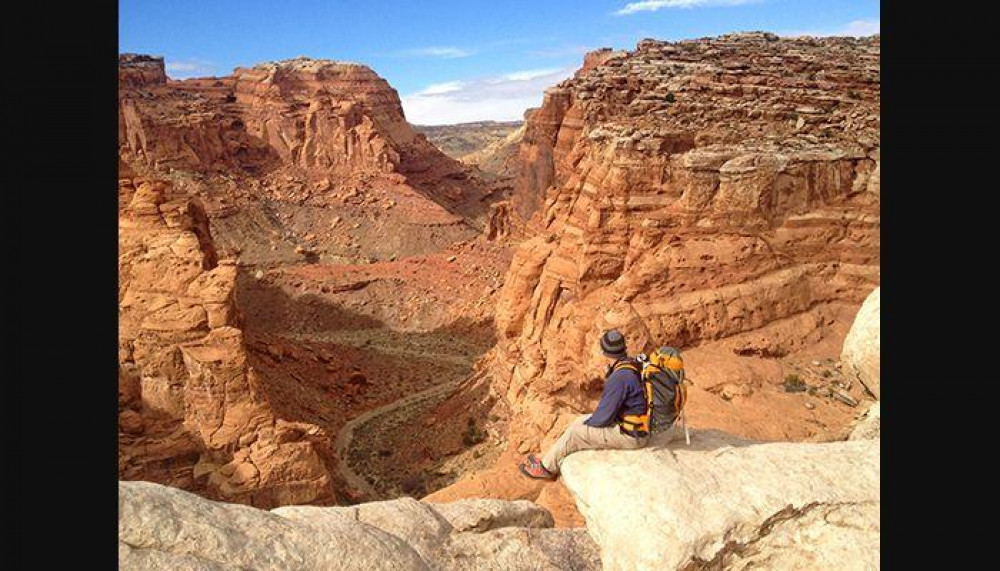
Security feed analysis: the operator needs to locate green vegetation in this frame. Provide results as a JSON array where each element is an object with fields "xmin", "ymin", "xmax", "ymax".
[
  {"xmin": 463, "ymin": 417, "xmax": 487, "ymax": 446},
  {"xmin": 783, "ymin": 373, "xmax": 807, "ymax": 393}
]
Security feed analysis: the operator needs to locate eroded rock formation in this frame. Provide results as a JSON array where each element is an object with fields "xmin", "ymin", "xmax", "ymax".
[
  {"xmin": 430, "ymin": 33, "xmax": 880, "ymax": 522},
  {"xmin": 118, "ymin": 178, "xmax": 338, "ymax": 507},
  {"xmin": 119, "ymin": 53, "xmax": 168, "ymax": 88},
  {"xmin": 118, "ymin": 480, "xmax": 601, "ymax": 570},
  {"xmin": 495, "ymin": 32, "xmax": 880, "ymax": 451},
  {"xmin": 118, "ymin": 52, "xmax": 511, "ymax": 508},
  {"xmin": 560, "ymin": 430, "xmax": 880, "ymax": 570},
  {"xmin": 118, "ymin": 55, "xmax": 485, "ymax": 213}
]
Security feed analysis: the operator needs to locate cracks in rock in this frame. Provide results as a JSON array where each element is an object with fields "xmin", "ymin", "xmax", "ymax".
[
  {"xmin": 120, "ymin": 539, "xmax": 239, "ymax": 570},
  {"xmin": 680, "ymin": 501, "xmax": 865, "ymax": 570}
]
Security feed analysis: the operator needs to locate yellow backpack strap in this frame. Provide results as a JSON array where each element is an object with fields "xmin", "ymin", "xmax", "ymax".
[
  {"xmin": 616, "ymin": 359, "xmax": 649, "ymax": 433},
  {"xmin": 613, "ymin": 361, "xmax": 639, "ymax": 373}
]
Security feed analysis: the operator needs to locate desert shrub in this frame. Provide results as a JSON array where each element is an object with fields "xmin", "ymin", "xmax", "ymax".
[
  {"xmin": 463, "ymin": 417, "xmax": 487, "ymax": 446},
  {"xmin": 783, "ymin": 373, "xmax": 806, "ymax": 393}
]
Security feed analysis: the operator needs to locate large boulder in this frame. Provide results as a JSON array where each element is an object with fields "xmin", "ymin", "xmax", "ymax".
[
  {"xmin": 119, "ymin": 481, "xmax": 426, "ymax": 570},
  {"xmin": 842, "ymin": 287, "xmax": 881, "ymax": 399},
  {"xmin": 119, "ymin": 481, "xmax": 600, "ymax": 570},
  {"xmin": 560, "ymin": 429, "xmax": 880, "ymax": 570}
]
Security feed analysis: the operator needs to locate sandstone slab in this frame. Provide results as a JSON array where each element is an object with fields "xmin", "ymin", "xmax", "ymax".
[{"xmin": 560, "ymin": 430, "xmax": 880, "ymax": 570}]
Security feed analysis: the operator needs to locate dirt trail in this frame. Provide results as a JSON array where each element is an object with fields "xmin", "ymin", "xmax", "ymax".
[
  {"xmin": 334, "ymin": 373, "xmax": 472, "ymax": 498},
  {"xmin": 276, "ymin": 327, "xmax": 482, "ymax": 499}
]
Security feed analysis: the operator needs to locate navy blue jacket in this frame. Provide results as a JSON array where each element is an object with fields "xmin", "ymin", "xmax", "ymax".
[{"xmin": 585, "ymin": 358, "xmax": 647, "ymax": 427}]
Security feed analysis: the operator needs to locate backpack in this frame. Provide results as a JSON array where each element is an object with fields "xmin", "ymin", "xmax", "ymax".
[{"xmin": 616, "ymin": 346, "xmax": 690, "ymax": 439}]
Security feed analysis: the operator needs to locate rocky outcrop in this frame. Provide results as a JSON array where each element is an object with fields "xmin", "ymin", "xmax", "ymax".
[
  {"xmin": 119, "ymin": 480, "xmax": 601, "ymax": 570},
  {"xmin": 118, "ymin": 56, "xmax": 477, "ymax": 209},
  {"xmin": 119, "ymin": 54, "xmax": 167, "ymax": 88},
  {"xmin": 842, "ymin": 286, "xmax": 880, "ymax": 398},
  {"xmin": 233, "ymin": 58, "xmax": 447, "ymax": 177},
  {"xmin": 117, "ymin": 72, "xmax": 277, "ymax": 174},
  {"xmin": 577, "ymin": 48, "xmax": 626, "ymax": 77},
  {"xmin": 488, "ymin": 32, "xmax": 880, "ymax": 455},
  {"xmin": 118, "ymin": 55, "xmax": 508, "ymax": 509},
  {"xmin": 118, "ymin": 178, "xmax": 337, "ymax": 507},
  {"xmin": 560, "ymin": 429, "xmax": 880, "ymax": 570},
  {"xmin": 692, "ymin": 502, "xmax": 880, "ymax": 570}
]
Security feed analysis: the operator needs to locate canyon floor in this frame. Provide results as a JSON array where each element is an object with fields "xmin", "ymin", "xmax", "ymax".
[
  {"xmin": 232, "ymin": 239, "xmax": 513, "ymax": 503},
  {"xmin": 226, "ymin": 207, "xmax": 871, "ymax": 516}
]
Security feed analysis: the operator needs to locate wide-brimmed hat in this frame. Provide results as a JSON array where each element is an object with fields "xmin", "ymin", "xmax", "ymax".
[{"xmin": 599, "ymin": 329, "xmax": 627, "ymax": 358}]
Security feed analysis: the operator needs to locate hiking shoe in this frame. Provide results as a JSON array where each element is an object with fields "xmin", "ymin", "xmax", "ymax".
[{"xmin": 519, "ymin": 454, "xmax": 556, "ymax": 480}]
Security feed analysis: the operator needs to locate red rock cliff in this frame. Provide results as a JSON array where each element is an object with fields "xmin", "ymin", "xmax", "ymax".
[
  {"xmin": 118, "ymin": 56, "xmax": 468, "ymax": 198},
  {"xmin": 495, "ymin": 32, "xmax": 881, "ymax": 457},
  {"xmin": 119, "ymin": 53, "xmax": 167, "ymax": 88},
  {"xmin": 118, "ymin": 178, "xmax": 339, "ymax": 507}
]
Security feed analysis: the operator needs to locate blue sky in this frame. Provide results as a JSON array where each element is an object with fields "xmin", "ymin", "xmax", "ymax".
[{"xmin": 119, "ymin": 1, "xmax": 879, "ymax": 125}]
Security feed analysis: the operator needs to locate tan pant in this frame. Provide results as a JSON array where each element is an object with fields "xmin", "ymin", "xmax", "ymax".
[{"xmin": 541, "ymin": 414, "xmax": 649, "ymax": 474}]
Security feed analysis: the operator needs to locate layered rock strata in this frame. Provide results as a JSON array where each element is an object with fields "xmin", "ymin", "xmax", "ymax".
[
  {"xmin": 118, "ymin": 55, "xmax": 484, "ymax": 212},
  {"xmin": 494, "ymin": 31, "xmax": 880, "ymax": 454},
  {"xmin": 430, "ymin": 33, "xmax": 880, "ymax": 521},
  {"xmin": 118, "ymin": 178, "xmax": 337, "ymax": 507}
]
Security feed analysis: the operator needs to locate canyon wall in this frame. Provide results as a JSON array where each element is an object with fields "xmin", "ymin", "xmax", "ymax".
[
  {"xmin": 118, "ymin": 178, "xmax": 339, "ymax": 507},
  {"xmin": 491, "ymin": 32, "xmax": 880, "ymax": 454},
  {"xmin": 117, "ymin": 55, "xmax": 479, "ymax": 209},
  {"xmin": 118, "ymin": 53, "xmax": 507, "ymax": 507}
]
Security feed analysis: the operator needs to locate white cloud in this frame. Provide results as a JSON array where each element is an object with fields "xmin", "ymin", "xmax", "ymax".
[
  {"xmin": 402, "ymin": 67, "xmax": 575, "ymax": 125},
  {"xmin": 615, "ymin": 0, "xmax": 756, "ymax": 16},
  {"xmin": 780, "ymin": 18, "xmax": 880, "ymax": 38},
  {"xmin": 415, "ymin": 81, "xmax": 464, "ymax": 95},
  {"xmin": 501, "ymin": 68, "xmax": 563, "ymax": 81},
  {"xmin": 165, "ymin": 58, "xmax": 215, "ymax": 78},
  {"xmin": 394, "ymin": 46, "xmax": 474, "ymax": 59}
]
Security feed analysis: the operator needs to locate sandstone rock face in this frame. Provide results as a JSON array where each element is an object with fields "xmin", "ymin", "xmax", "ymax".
[
  {"xmin": 428, "ymin": 498, "xmax": 554, "ymax": 532},
  {"xmin": 233, "ymin": 59, "xmax": 438, "ymax": 176},
  {"xmin": 560, "ymin": 429, "xmax": 880, "ymax": 570},
  {"xmin": 118, "ymin": 179, "xmax": 337, "ymax": 507},
  {"xmin": 698, "ymin": 502, "xmax": 880, "ymax": 570},
  {"xmin": 491, "ymin": 32, "xmax": 880, "ymax": 455},
  {"xmin": 842, "ymin": 286, "xmax": 880, "ymax": 398},
  {"xmin": 119, "ymin": 53, "xmax": 167, "ymax": 88},
  {"xmin": 577, "ymin": 48, "xmax": 626, "ymax": 77},
  {"xmin": 118, "ymin": 52, "xmax": 509, "ymax": 509},
  {"xmin": 119, "ymin": 481, "xmax": 600, "ymax": 570},
  {"xmin": 118, "ymin": 56, "xmax": 473, "ymax": 206}
]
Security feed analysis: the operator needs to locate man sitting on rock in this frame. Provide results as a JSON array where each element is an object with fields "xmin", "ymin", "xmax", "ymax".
[{"xmin": 519, "ymin": 329, "xmax": 650, "ymax": 480}]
